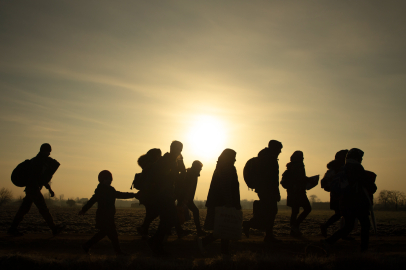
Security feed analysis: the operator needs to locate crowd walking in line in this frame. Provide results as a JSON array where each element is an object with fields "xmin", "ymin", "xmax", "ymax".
[{"xmin": 7, "ymin": 141, "xmax": 378, "ymax": 257}]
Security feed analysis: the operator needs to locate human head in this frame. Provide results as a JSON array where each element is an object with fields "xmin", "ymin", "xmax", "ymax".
[
  {"xmin": 335, "ymin": 149, "xmax": 349, "ymax": 163},
  {"xmin": 40, "ymin": 143, "xmax": 52, "ymax": 156},
  {"xmin": 217, "ymin": 148, "xmax": 236, "ymax": 167},
  {"xmin": 191, "ymin": 160, "xmax": 203, "ymax": 172},
  {"xmin": 268, "ymin": 140, "xmax": 283, "ymax": 157},
  {"xmin": 98, "ymin": 170, "xmax": 113, "ymax": 185},
  {"xmin": 170, "ymin": 141, "xmax": 183, "ymax": 157},
  {"xmin": 137, "ymin": 154, "xmax": 149, "ymax": 169},
  {"xmin": 146, "ymin": 148, "xmax": 162, "ymax": 162},
  {"xmin": 346, "ymin": 148, "xmax": 364, "ymax": 163},
  {"xmin": 290, "ymin": 151, "xmax": 304, "ymax": 162}
]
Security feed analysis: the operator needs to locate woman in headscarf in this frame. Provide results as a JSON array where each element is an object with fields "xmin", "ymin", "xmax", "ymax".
[
  {"xmin": 320, "ymin": 150, "xmax": 348, "ymax": 237},
  {"xmin": 285, "ymin": 151, "xmax": 311, "ymax": 237},
  {"xmin": 322, "ymin": 148, "xmax": 377, "ymax": 252},
  {"xmin": 199, "ymin": 149, "xmax": 241, "ymax": 255}
]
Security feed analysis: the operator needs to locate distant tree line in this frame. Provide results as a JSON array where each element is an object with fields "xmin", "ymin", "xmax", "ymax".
[{"xmin": 377, "ymin": 190, "xmax": 406, "ymax": 210}]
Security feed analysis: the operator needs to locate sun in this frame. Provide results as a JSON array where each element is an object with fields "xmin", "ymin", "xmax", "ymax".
[{"xmin": 187, "ymin": 115, "xmax": 227, "ymax": 160}]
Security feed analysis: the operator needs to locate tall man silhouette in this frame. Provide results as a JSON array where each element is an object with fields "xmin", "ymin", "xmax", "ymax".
[
  {"xmin": 8, "ymin": 143, "xmax": 64, "ymax": 236},
  {"xmin": 243, "ymin": 140, "xmax": 283, "ymax": 243}
]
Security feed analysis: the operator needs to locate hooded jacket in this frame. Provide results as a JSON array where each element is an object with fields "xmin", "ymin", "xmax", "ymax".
[{"xmin": 254, "ymin": 148, "xmax": 280, "ymax": 198}]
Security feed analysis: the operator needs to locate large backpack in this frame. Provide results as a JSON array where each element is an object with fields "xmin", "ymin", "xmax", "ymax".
[
  {"xmin": 280, "ymin": 169, "xmax": 294, "ymax": 190},
  {"xmin": 330, "ymin": 169, "xmax": 357, "ymax": 196},
  {"xmin": 243, "ymin": 157, "xmax": 259, "ymax": 190},
  {"xmin": 131, "ymin": 173, "xmax": 147, "ymax": 190},
  {"xmin": 320, "ymin": 170, "xmax": 335, "ymax": 192},
  {"xmin": 11, "ymin": 159, "xmax": 32, "ymax": 187}
]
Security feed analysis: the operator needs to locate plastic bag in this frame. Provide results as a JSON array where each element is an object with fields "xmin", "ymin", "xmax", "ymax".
[{"xmin": 213, "ymin": 206, "xmax": 243, "ymax": 240}]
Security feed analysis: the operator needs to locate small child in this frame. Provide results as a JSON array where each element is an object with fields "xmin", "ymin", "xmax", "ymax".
[{"xmin": 79, "ymin": 170, "xmax": 138, "ymax": 255}]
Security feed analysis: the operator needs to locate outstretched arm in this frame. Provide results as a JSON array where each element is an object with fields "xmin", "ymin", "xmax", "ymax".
[
  {"xmin": 115, "ymin": 191, "xmax": 138, "ymax": 200},
  {"xmin": 44, "ymin": 183, "xmax": 55, "ymax": 197},
  {"xmin": 79, "ymin": 194, "xmax": 97, "ymax": 215}
]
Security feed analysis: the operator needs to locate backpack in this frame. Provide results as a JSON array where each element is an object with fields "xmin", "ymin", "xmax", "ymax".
[
  {"xmin": 330, "ymin": 169, "xmax": 357, "ymax": 196},
  {"xmin": 131, "ymin": 173, "xmax": 147, "ymax": 190},
  {"xmin": 243, "ymin": 157, "xmax": 259, "ymax": 189},
  {"xmin": 280, "ymin": 169, "xmax": 294, "ymax": 190},
  {"xmin": 11, "ymin": 159, "xmax": 32, "ymax": 187},
  {"xmin": 320, "ymin": 170, "xmax": 335, "ymax": 192}
]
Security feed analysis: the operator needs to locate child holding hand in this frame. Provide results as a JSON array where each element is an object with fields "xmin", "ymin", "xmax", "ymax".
[{"xmin": 79, "ymin": 170, "xmax": 138, "ymax": 255}]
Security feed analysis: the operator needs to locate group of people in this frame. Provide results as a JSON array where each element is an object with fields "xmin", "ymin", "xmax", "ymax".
[{"xmin": 7, "ymin": 140, "xmax": 377, "ymax": 256}]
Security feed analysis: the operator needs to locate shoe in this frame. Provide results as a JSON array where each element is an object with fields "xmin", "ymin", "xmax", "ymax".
[
  {"xmin": 291, "ymin": 225, "xmax": 302, "ymax": 236},
  {"xmin": 290, "ymin": 229, "xmax": 302, "ymax": 238},
  {"xmin": 320, "ymin": 239, "xmax": 331, "ymax": 255},
  {"xmin": 342, "ymin": 236, "xmax": 355, "ymax": 241},
  {"xmin": 177, "ymin": 229, "xmax": 191, "ymax": 239},
  {"xmin": 115, "ymin": 251, "xmax": 130, "ymax": 257},
  {"xmin": 136, "ymin": 226, "xmax": 148, "ymax": 240},
  {"xmin": 242, "ymin": 221, "xmax": 250, "ymax": 238},
  {"xmin": 320, "ymin": 224, "xmax": 327, "ymax": 238},
  {"xmin": 197, "ymin": 238, "xmax": 206, "ymax": 254},
  {"xmin": 197, "ymin": 230, "xmax": 207, "ymax": 237},
  {"xmin": 82, "ymin": 244, "xmax": 90, "ymax": 255},
  {"xmin": 7, "ymin": 228, "xmax": 24, "ymax": 237},
  {"xmin": 52, "ymin": 224, "xmax": 66, "ymax": 236},
  {"xmin": 264, "ymin": 234, "xmax": 282, "ymax": 244}
]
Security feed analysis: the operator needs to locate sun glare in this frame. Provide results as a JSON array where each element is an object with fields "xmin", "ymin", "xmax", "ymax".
[{"xmin": 187, "ymin": 116, "xmax": 226, "ymax": 160}]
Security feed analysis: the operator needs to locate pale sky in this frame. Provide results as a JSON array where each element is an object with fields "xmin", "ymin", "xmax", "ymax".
[{"xmin": 1, "ymin": 1, "xmax": 405, "ymax": 202}]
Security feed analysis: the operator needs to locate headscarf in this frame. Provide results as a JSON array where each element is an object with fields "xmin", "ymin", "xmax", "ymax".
[
  {"xmin": 216, "ymin": 149, "xmax": 236, "ymax": 168},
  {"xmin": 335, "ymin": 150, "xmax": 349, "ymax": 162},
  {"xmin": 346, "ymin": 148, "xmax": 364, "ymax": 163},
  {"xmin": 290, "ymin": 151, "xmax": 304, "ymax": 162}
]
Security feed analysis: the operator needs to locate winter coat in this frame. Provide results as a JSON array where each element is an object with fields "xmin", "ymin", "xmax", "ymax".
[
  {"xmin": 254, "ymin": 148, "xmax": 281, "ymax": 200},
  {"xmin": 176, "ymin": 168, "xmax": 199, "ymax": 204},
  {"xmin": 338, "ymin": 161, "xmax": 377, "ymax": 216},
  {"xmin": 322, "ymin": 159, "xmax": 343, "ymax": 211},
  {"xmin": 285, "ymin": 161, "xmax": 308, "ymax": 208},
  {"xmin": 82, "ymin": 184, "xmax": 134, "ymax": 230}
]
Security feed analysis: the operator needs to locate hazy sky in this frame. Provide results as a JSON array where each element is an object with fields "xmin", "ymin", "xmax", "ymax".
[{"xmin": 1, "ymin": 1, "xmax": 405, "ymax": 202}]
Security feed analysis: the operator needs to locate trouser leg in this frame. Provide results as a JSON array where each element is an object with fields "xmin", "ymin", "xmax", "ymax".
[
  {"xmin": 325, "ymin": 210, "xmax": 342, "ymax": 228},
  {"xmin": 221, "ymin": 239, "xmax": 230, "ymax": 254},
  {"xmin": 32, "ymin": 190, "xmax": 56, "ymax": 230},
  {"xmin": 142, "ymin": 204, "xmax": 159, "ymax": 230},
  {"xmin": 265, "ymin": 200, "xmax": 278, "ymax": 237},
  {"xmin": 326, "ymin": 215, "xmax": 356, "ymax": 244},
  {"xmin": 10, "ymin": 195, "xmax": 33, "ymax": 229},
  {"xmin": 201, "ymin": 233, "xmax": 217, "ymax": 246},
  {"xmin": 187, "ymin": 201, "xmax": 202, "ymax": 231},
  {"xmin": 290, "ymin": 207, "xmax": 300, "ymax": 227},
  {"xmin": 106, "ymin": 227, "xmax": 121, "ymax": 253},
  {"xmin": 84, "ymin": 230, "xmax": 107, "ymax": 248},
  {"xmin": 296, "ymin": 199, "xmax": 312, "ymax": 226},
  {"xmin": 151, "ymin": 202, "xmax": 174, "ymax": 246},
  {"xmin": 358, "ymin": 214, "xmax": 371, "ymax": 251}
]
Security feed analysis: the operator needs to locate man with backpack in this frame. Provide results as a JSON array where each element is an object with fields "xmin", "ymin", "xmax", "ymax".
[
  {"xmin": 321, "ymin": 148, "xmax": 377, "ymax": 252},
  {"xmin": 243, "ymin": 140, "xmax": 283, "ymax": 243},
  {"xmin": 8, "ymin": 143, "xmax": 64, "ymax": 236}
]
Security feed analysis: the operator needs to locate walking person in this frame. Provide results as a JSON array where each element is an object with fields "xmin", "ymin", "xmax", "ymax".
[
  {"xmin": 146, "ymin": 140, "xmax": 186, "ymax": 256},
  {"xmin": 133, "ymin": 148, "xmax": 162, "ymax": 238},
  {"xmin": 8, "ymin": 143, "xmax": 64, "ymax": 236},
  {"xmin": 281, "ymin": 151, "xmax": 311, "ymax": 237},
  {"xmin": 320, "ymin": 150, "xmax": 348, "ymax": 237},
  {"xmin": 199, "ymin": 149, "xmax": 241, "ymax": 255},
  {"xmin": 243, "ymin": 140, "xmax": 283, "ymax": 243},
  {"xmin": 322, "ymin": 148, "xmax": 377, "ymax": 252},
  {"xmin": 176, "ymin": 160, "xmax": 206, "ymax": 236},
  {"xmin": 79, "ymin": 170, "xmax": 138, "ymax": 255}
]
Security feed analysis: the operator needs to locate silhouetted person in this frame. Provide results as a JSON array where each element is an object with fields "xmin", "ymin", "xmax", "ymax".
[
  {"xmin": 320, "ymin": 150, "xmax": 348, "ymax": 237},
  {"xmin": 135, "ymin": 148, "xmax": 162, "ymax": 238},
  {"xmin": 146, "ymin": 141, "xmax": 185, "ymax": 256},
  {"xmin": 200, "ymin": 149, "xmax": 241, "ymax": 255},
  {"xmin": 176, "ymin": 160, "xmax": 206, "ymax": 236},
  {"xmin": 243, "ymin": 140, "xmax": 283, "ymax": 243},
  {"xmin": 79, "ymin": 170, "xmax": 137, "ymax": 256},
  {"xmin": 284, "ymin": 151, "xmax": 311, "ymax": 237},
  {"xmin": 8, "ymin": 143, "xmax": 64, "ymax": 236},
  {"xmin": 322, "ymin": 149, "xmax": 377, "ymax": 252}
]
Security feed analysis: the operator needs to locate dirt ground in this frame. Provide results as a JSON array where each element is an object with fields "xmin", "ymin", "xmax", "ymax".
[{"xmin": 0, "ymin": 208, "xmax": 406, "ymax": 269}]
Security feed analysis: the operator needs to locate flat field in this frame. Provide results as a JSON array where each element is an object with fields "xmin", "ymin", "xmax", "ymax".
[{"xmin": 0, "ymin": 207, "xmax": 406, "ymax": 270}]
